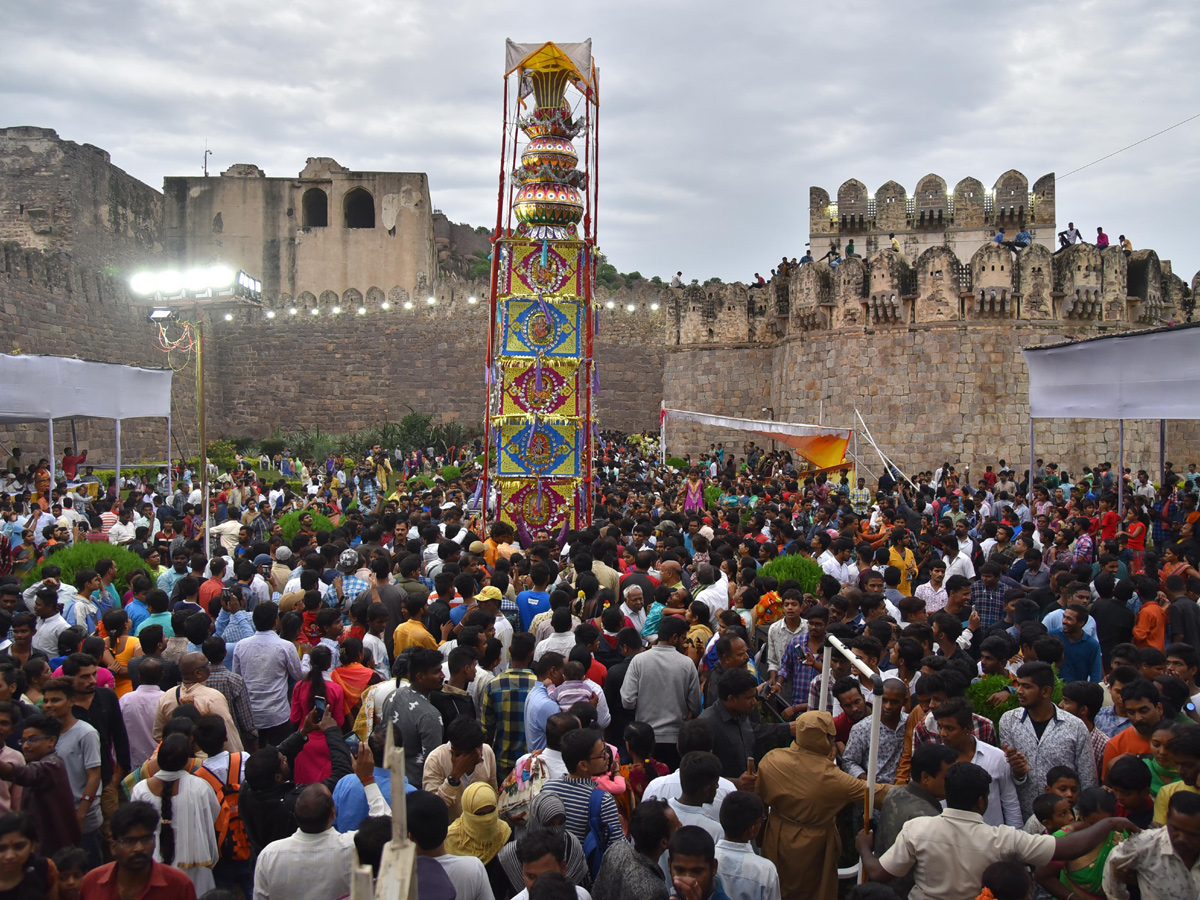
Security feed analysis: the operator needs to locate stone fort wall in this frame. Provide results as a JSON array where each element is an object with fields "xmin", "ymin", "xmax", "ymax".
[
  {"xmin": 0, "ymin": 128, "xmax": 666, "ymax": 462},
  {"xmin": 662, "ymin": 236, "xmax": 1200, "ymax": 476}
]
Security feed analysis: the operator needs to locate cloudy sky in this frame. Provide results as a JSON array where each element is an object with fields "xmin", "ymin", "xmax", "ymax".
[{"xmin": 4, "ymin": 1, "xmax": 1199, "ymax": 283}]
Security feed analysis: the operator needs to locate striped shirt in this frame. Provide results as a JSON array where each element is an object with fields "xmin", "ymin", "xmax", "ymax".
[{"xmin": 539, "ymin": 776, "xmax": 624, "ymax": 844}]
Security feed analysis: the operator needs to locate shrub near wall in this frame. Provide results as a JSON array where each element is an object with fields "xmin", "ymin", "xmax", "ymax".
[{"xmin": 23, "ymin": 543, "xmax": 148, "ymax": 594}]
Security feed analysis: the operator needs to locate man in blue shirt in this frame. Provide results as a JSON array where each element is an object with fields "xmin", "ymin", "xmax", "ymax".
[
  {"xmin": 1052, "ymin": 605, "xmax": 1103, "ymax": 683},
  {"xmin": 515, "ymin": 562, "xmax": 553, "ymax": 631},
  {"xmin": 523, "ymin": 651, "xmax": 566, "ymax": 752}
]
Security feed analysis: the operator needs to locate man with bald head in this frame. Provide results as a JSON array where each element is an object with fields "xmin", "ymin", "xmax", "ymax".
[
  {"xmin": 658, "ymin": 559, "xmax": 687, "ymax": 593},
  {"xmin": 252, "ymin": 745, "xmax": 386, "ymax": 900},
  {"xmin": 151, "ymin": 651, "xmax": 243, "ymax": 751}
]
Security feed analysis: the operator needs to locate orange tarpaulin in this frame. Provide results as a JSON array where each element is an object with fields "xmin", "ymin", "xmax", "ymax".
[{"xmin": 662, "ymin": 408, "xmax": 849, "ymax": 470}]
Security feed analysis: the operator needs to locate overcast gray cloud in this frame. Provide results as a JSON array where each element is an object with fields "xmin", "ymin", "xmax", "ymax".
[{"xmin": 3, "ymin": 0, "xmax": 1198, "ymax": 282}]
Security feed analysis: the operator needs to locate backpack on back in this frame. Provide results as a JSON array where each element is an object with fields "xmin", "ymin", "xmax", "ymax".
[{"xmin": 195, "ymin": 752, "xmax": 252, "ymax": 862}]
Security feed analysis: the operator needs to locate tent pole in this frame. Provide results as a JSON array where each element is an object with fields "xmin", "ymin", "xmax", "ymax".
[
  {"xmin": 863, "ymin": 678, "xmax": 885, "ymax": 865},
  {"xmin": 1117, "ymin": 421, "xmax": 1125, "ymax": 520},
  {"xmin": 115, "ymin": 421, "xmax": 122, "ymax": 492},
  {"xmin": 660, "ymin": 402, "xmax": 666, "ymax": 467},
  {"xmin": 70, "ymin": 419, "xmax": 78, "ymax": 460},
  {"xmin": 1160, "ymin": 420, "xmax": 1166, "ymax": 488},
  {"xmin": 1028, "ymin": 419, "xmax": 1035, "ymax": 508},
  {"xmin": 818, "ymin": 645, "xmax": 833, "ymax": 713},
  {"xmin": 166, "ymin": 417, "xmax": 172, "ymax": 476},
  {"xmin": 47, "ymin": 419, "xmax": 54, "ymax": 485}
]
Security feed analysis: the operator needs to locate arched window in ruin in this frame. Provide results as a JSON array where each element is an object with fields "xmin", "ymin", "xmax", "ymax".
[
  {"xmin": 344, "ymin": 188, "xmax": 375, "ymax": 229},
  {"xmin": 302, "ymin": 188, "xmax": 328, "ymax": 227}
]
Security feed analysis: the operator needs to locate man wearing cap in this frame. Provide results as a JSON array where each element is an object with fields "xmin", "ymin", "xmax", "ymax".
[
  {"xmin": 325, "ymin": 549, "xmax": 370, "ymax": 614},
  {"xmin": 270, "ymin": 546, "xmax": 294, "ymax": 594},
  {"xmin": 477, "ymin": 586, "xmax": 511, "ymax": 670}
]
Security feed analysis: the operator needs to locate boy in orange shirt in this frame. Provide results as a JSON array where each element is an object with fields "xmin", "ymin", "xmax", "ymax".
[{"xmin": 1132, "ymin": 575, "xmax": 1168, "ymax": 650}]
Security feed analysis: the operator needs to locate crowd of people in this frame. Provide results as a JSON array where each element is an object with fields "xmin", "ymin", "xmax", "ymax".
[{"xmin": 0, "ymin": 435, "xmax": 1198, "ymax": 900}]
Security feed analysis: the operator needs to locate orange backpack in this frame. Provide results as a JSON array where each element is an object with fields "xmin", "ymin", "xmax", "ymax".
[{"xmin": 195, "ymin": 752, "xmax": 251, "ymax": 861}]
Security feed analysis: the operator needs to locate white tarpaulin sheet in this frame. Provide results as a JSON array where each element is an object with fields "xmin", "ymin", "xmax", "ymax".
[
  {"xmin": 1022, "ymin": 325, "xmax": 1200, "ymax": 420},
  {"xmin": 0, "ymin": 355, "xmax": 173, "ymax": 425},
  {"xmin": 663, "ymin": 408, "xmax": 850, "ymax": 469}
]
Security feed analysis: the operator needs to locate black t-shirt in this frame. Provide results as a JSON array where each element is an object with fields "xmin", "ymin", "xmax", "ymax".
[
  {"xmin": 1030, "ymin": 714, "xmax": 1051, "ymax": 741},
  {"xmin": 1090, "ymin": 599, "xmax": 1136, "ymax": 663}
]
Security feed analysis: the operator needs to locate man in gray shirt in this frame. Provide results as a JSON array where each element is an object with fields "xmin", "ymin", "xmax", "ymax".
[
  {"xmin": 43, "ymin": 677, "xmax": 103, "ymax": 866},
  {"xmin": 621, "ymin": 615, "xmax": 700, "ymax": 768},
  {"xmin": 383, "ymin": 647, "xmax": 445, "ymax": 785}
]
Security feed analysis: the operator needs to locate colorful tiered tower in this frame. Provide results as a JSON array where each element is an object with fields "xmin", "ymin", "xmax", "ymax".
[{"xmin": 483, "ymin": 40, "xmax": 598, "ymax": 541}]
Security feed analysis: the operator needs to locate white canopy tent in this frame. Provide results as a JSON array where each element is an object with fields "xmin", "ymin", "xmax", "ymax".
[
  {"xmin": 1021, "ymin": 322, "xmax": 1200, "ymax": 514},
  {"xmin": 0, "ymin": 355, "xmax": 173, "ymax": 484}
]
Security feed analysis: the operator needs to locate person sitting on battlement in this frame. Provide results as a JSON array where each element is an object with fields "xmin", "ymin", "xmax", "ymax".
[
  {"xmin": 1057, "ymin": 222, "xmax": 1082, "ymax": 251},
  {"xmin": 845, "ymin": 240, "xmax": 860, "ymax": 258},
  {"xmin": 1095, "ymin": 227, "xmax": 1109, "ymax": 249},
  {"xmin": 998, "ymin": 224, "xmax": 1031, "ymax": 254},
  {"xmin": 889, "ymin": 233, "xmax": 900, "ymax": 252},
  {"xmin": 799, "ymin": 249, "xmax": 814, "ymax": 265}
]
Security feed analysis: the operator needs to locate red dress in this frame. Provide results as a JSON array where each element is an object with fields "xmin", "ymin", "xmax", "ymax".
[{"xmin": 289, "ymin": 679, "xmax": 346, "ymax": 783}]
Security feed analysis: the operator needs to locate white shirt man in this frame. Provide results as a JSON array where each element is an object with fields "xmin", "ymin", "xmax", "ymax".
[
  {"xmin": 642, "ymin": 770, "xmax": 735, "ymax": 825},
  {"xmin": 107, "ymin": 517, "xmax": 136, "ymax": 546},
  {"xmin": 716, "ymin": 838, "xmax": 783, "ymax": 900},
  {"xmin": 252, "ymin": 783, "xmax": 388, "ymax": 900}
]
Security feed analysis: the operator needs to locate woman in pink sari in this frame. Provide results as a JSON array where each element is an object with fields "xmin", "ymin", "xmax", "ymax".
[{"xmin": 289, "ymin": 645, "xmax": 345, "ymax": 783}]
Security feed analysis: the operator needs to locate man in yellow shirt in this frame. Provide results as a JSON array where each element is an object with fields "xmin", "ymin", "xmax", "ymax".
[
  {"xmin": 888, "ymin": 529, "xmax": 918, "ymax": 597},
  {"xmin": 393, "ymin": 594, "xmax": 439, "ymax": 653}
]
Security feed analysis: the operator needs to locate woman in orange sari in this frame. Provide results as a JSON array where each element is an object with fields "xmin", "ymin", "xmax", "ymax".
[
  {"xmin": 1160, "ymin": 542, "xmax": 1200, "ymax": 589},
  {"xmin": 330, "ymin": 637, "xmax": 378, "ymax": 720}
]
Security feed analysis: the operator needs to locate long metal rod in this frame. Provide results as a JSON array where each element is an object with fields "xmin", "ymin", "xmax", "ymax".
[
  {"xmin": 166, "ymin": 416, "xmax": 171, "ymax": 484},
  {"xmin": 818, "ymin": 644, "xmax": 833, "ymax": 713},
  {"xmin": 1118, "ymin": 420, "xmax": 1125, "ymax": 520},
  {"xmin": 1028, "ymin": 418, "xmax": 1035, "ymax": 507},
  {"xmin": 1156, "ymin": 422, "xmax": 1166, "ymax": 489},
  {"xmin": 47, "ymin": 419, "xmax": 54, "ymax": 490},
  {"xmin": 114, "ymin": 420, "xmax": 122, "ymax": 491},
  {"xmin": 196, "ymin": 307, "xmax": 209, "ymax": 560}
]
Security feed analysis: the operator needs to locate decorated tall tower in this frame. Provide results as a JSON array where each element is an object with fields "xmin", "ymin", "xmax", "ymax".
[{"xmin": 482, "ymin": 40, "xmax": 598, "ymax": 540}]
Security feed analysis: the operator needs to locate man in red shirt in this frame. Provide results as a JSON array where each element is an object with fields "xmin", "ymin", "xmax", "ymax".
[
  {"xmin": 1133, "ymin": 576, "xmax": 1168, "ymax": 650},
  {"xmin": 198, "ymin": 557, "xmax": 227, "ymax": 609},
  {"xmin": 81, "ymin": 800, "xmax": 196, "ymax": 899},
  {"xmin": 61, "ymin": 447, "xmax": 87, "ymax": 481}
]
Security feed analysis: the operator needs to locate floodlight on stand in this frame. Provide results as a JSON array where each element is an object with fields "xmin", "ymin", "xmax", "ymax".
[
  {"xmin": 156, "ymin": 271, "xmax": 184, "ymax": 296},
  {"xmin": 130, "ymin": 272, "xmax": 158, "ymax": 296}
]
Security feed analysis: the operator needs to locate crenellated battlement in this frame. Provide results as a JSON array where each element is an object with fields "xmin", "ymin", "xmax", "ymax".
[{"xmin": 809, "ymin": 170, "xmax": 1057, "ymax": 267}]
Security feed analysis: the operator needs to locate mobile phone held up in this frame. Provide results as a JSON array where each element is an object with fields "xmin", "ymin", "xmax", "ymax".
[{"xmin": 314, "ymin": 696, "xmax": 327, "ymax": 716}]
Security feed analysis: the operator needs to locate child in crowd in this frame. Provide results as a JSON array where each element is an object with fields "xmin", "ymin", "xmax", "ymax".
[
  {"xmin": 554, "ymin": 661, "xmax": 596, "ymax": 711},
  {"xmin": 1029, "ymin": 792, "xmax": 1075, "ymax": 835},
  {"xmin": 301, "ymin": 589, "xmax": 324, "ymax": 645},
  {"xmin": 977, "ymin": 861, "xmax": 1032, "ymax": 900},
  {"xmin": 618, "ymin": 720, "xmax": 668, "ymax": 820},
  {"xmin": 1106, "ymin": 755, "xmax": 1154, "ymax": 829},
  {"xmin": 1035, "ymin": 787, "xmax": 1123, "ymax": 900},
  {"xmin": 1046, "ymin": 765, "xmax": 1080, "ymax": 810},
  {"xmin": 52, "ymin": 846, "xmax": 89, "ymax": 900}
]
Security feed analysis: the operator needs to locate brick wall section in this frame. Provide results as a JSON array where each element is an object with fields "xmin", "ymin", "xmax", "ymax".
[
  {"xmin": 203, "ymin": 279, "xmax": 666, "ymax": 439},
  {"xmin": 662, "ymin": 345, "xmax": 775, "ymax": 462},
  {"xmin": 0, "ymin": 241, "xmax": 198, "ymax": 464}
]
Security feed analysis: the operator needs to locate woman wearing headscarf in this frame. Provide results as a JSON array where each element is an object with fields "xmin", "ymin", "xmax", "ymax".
[
  {"xmin": 498, "ymin": 791, "xmax": 590, "ymax": 892},
  {"xmin": 445, "ymin": 782, "xmax": 511, "ymax": 898},
  {"xmin": 756, "ymin": 710, "xmax": 889, "ymax": 900}
]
